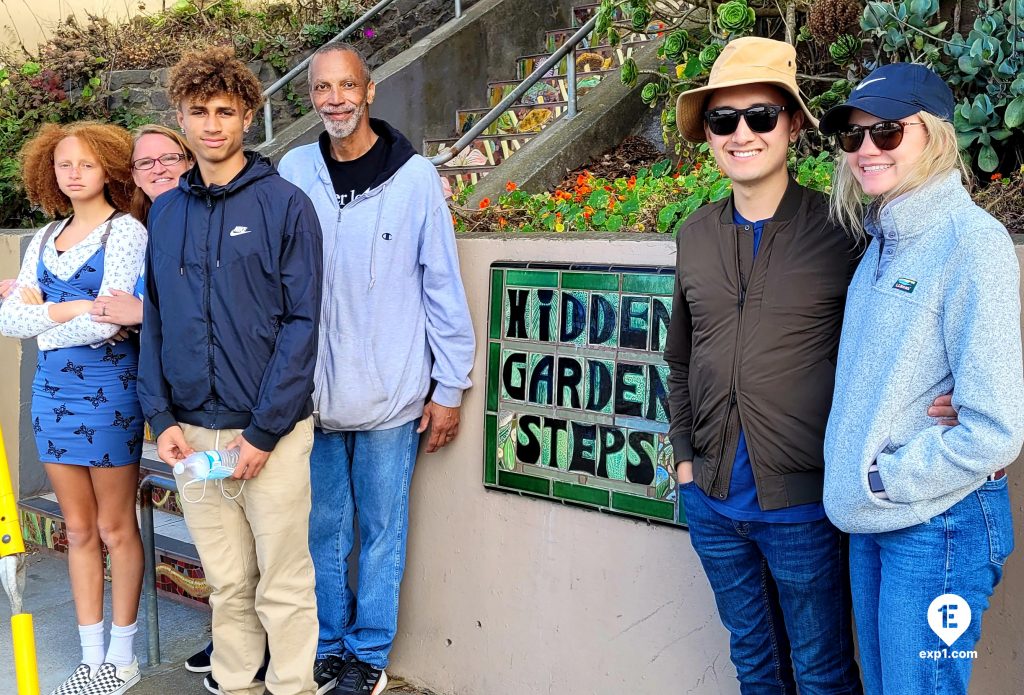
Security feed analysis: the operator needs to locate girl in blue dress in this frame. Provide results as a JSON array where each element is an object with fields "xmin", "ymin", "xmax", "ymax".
[{"xmin": 0, "ymin": 122, "xmax": 147, "ymax": 695}]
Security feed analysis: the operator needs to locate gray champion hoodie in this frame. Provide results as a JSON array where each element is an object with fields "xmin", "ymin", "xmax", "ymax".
[{"xmin": 824, "ymin": 171, "xmax": 1024, "ymax": 534}]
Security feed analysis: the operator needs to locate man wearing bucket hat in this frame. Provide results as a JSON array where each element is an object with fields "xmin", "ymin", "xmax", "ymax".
[{"xmin": 663, "ymin": 36, "xmax": 866, "ymax": 693}]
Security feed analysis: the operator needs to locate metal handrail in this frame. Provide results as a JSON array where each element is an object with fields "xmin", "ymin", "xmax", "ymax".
[
  {"xmin": 261, "ymin": 0, "xmax": 464, "ymax": 146},
  {"xmin": 139, "ymin": 472, "xmax": 178, "ymax": 666},
  {"xmin": 429, "ymin": 14, "xmax": 597, "ymax": 166}
]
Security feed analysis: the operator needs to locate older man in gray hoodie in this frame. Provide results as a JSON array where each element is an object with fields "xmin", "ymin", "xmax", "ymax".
[{"xmin": 278, "ymin": 43, "xmax": 475, "ymax": 695}]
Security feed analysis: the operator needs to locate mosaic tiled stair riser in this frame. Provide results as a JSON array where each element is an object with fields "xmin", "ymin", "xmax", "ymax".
[{"xmin": 485, "ymin": 263, "xmax": 686, "ymax": 527}]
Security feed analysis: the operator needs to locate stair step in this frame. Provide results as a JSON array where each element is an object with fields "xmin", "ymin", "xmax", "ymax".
[
  {"xmin": 425, "ymin": 133, "xmax": 536, "ymax": 167},
  {"xmin": 19, "ymin": 490, "xmax": 210, "ymax": 606},
  {"xmin": 545, "ymin": 26, "xmax": 659, "ymax": 52},
  {"xmin": 456, "ymin": 101, "xmax": 567, "ymax": 137},
  {"xmin": 439, "ymin": 165, "xmax": 495, "ymax": 192},
  {"xmin": 516, "ymin": 41, "xmax": 652, "ymax": 79},
  {"xmin": 487, "ymin": 71, "xmax": 611, "ymax": 107}
]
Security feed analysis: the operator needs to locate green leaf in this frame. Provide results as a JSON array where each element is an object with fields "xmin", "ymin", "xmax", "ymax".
[
  {"xmin": 592, "ymin": 210, "xmax": 607, "ymax": 226},
  {"xmin": 605, "ymin": 214, "xmax": 624, "ymax": 232},
  {"xmin": 977, "ymin": 144, "xmax": 999, "ymax": 171},
  {"xmin": 709, "ymin": 178, "xmax": 731, "ymax": 202},
  {"xmin": 587, "ymin": 189, "xmax": 610, "ymax": 209},
  {"xmin": 1005, "ymin": 96, "xmax": 1024, "ymax": 128},
  {"xmin": 651, "ymin": 159, "xmax": 671, "ymax": 178}
]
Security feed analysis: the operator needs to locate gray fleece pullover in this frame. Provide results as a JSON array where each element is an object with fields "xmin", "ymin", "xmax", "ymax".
[{"xmin": 824, "ymin": 171, "xmax": 1024, "ymax": 534}]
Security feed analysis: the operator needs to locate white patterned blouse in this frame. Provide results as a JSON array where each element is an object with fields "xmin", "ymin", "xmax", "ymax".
[{"xmin": 0, "ymin": 214, "xmax": 147, "ymax": 351}]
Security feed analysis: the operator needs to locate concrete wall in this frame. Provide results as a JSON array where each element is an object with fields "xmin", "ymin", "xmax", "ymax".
[
  {"xmin": 262, "ymin": 0, "xmax": 578, "ymax": 160},
  {"xmin": 0, "ymin": 0, "xmax": 166, "ymax": 54}
]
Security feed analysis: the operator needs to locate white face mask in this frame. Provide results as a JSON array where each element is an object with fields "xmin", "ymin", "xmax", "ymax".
[{"xmin": 174, "ymin": 433, "xmax": 244, "ymax": 503}]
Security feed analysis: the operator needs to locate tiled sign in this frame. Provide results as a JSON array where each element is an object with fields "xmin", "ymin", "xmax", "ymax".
[{"xmin": 484, "ymin": 262, "xmax": 683, "ymax": 526}]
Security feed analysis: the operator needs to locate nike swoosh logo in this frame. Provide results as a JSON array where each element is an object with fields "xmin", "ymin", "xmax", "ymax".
[
  {"xmin": 855, "ymin": 77, "xmax": 886, "ymax": 91},
  {"xmin": 229, "ymin": 229, "xmax": 251, "ymax": 237}
]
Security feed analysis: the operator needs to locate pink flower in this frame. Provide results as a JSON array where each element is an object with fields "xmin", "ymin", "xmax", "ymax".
[{"xmin": 363, "ymin": 28, "xmax": 376, "ymax": 39}]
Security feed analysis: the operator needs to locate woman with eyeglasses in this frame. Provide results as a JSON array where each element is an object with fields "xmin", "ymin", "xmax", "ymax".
[
  {"xmin": 820, "ymin": 63, "xmax": 1023, "ymax": 694},
  {"xmin": 88, "ymin": 125, "xmax": 193, "ymax": 328},
  {"xmin": 0, "ymin": 121, "xmax": 148, "ymax": 695}
]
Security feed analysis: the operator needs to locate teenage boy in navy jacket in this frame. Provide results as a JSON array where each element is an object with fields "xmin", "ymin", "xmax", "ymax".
[{"xmin": 138, "ymin": 46, "xmax": 323, "ymax": 695}]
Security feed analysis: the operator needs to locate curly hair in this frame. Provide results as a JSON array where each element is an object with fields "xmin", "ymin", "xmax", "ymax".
[
  {"xmin": 129, "ymin": 124, "xmax": 194, "ymax": 222},
  {"xmin": 20, "ymin": 121, "xmax": 136, "ymax": 218},
  {"xmin": 168, "ymin": 45, "xmax": 265, "ymax": 112}
]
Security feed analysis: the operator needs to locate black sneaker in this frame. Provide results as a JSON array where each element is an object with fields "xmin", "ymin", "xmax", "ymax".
[
  {"xmin": 202, "ymin": 674, "xmax": 220, "ymax": 695},
  {"xmin": 185, "ymin": 643, "xmax": 213, "ymax": 673},
  {"xmin": 314, "ymin": 654, "xmax": 348, "ymax": 695},
  {"xmin": 335, "ymin": 660, "xmax": 388, "ymax": 695}
]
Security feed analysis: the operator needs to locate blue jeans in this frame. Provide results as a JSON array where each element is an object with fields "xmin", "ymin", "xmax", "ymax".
[
  {"xmin": 849, "ymin": 477, "xmax": 1014, "ymax": 695},
  {"xmin": 308, "ymin": 421, "xmax": 420, "ymax": 668},
  {"xmin": 679, "ymin": 483, "xmax": 862, "ymax": 695}
]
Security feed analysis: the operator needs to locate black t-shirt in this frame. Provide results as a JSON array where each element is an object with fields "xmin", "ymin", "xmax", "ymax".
[{"xmin": 318, "ymin": 131, "xmax": 389, "ymax": 209}]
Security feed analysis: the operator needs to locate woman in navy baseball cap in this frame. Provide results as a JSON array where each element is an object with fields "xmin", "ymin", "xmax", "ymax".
[{"xmin": 822, "ymin": 62, "xmax": 1023, "ymax": 695}]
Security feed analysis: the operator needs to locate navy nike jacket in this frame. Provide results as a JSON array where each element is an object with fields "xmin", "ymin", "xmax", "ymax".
[{"xmin": 138, "ymin": 152, "xmax": 323, "ymax": 451}]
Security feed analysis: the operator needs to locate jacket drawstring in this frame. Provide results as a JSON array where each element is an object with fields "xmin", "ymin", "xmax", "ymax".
[{"xmin": 367, "ymin": 183, "xmax": 387, "ymax": 290}]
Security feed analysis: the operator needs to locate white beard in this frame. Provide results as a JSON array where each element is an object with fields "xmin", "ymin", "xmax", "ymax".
[{"xmin": 318, "ymin": 101, "xmax": 366, "ymax": 139}]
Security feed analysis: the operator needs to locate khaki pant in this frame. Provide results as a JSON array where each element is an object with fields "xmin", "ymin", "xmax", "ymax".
[{"xmin": 176, "ymin": 417, "xmax": 318, "ymax": 695}]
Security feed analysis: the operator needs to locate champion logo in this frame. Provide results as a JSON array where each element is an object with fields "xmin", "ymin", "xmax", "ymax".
[
  {"xmin": 382, "ymin": 232, "xmax": 393, "ymax": 240},
  {"xmin": 229, "ymin": 226, "xmax": 252, "ymax": 237},
  {"xmin": 855, "ymin": 77, "xmax": 886, "ymax": 91}
]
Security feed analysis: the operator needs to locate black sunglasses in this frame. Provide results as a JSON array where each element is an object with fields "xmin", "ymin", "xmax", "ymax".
[
  {"xmin": 704, "ymin": 105, "xmax": 787, "ymax": 136},
  {"xmin": 835, "ymin": 121, "xmax": 926, "ymax": 153}
]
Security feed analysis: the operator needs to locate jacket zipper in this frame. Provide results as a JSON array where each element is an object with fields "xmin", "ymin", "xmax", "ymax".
[{"xmin": 204, "ymin": 195, "xmax": 219, "ymax": 428}]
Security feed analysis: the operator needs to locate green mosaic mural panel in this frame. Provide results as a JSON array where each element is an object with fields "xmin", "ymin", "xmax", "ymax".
[{"xmin": 483, "ymin": 262, "xmax": 682, "ymax": 527}]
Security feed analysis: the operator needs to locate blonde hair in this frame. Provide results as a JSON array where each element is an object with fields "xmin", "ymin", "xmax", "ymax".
[
  {"xmin": 829, "ymin": 111, "xmax": 970, "ymax": 240},
  {"xmin": 129, "ymin": 124, "xmax": 194, "ymax": 222}
]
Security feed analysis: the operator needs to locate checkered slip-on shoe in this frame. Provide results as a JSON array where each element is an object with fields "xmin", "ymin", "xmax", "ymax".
[
  {"xmin": 78, "ymin": 659, "xmax": 140, "ymax": 695},
  {"xmin": 50, "ymin": 663, "xmax": 97, "ymax": 695}
]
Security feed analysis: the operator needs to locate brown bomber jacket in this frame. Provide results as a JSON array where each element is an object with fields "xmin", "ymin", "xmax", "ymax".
[{"xmin": 664, "ymin": 179, "xmax": 861, "ymax": 511}]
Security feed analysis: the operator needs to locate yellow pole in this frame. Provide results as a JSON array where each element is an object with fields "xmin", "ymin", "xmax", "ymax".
[
  {"xmin": 0, "ymin": 424, "xmax": 39, "ymax": 695},
  {"xmin": 11, "ymin": 614, "xmax": 39, "ymax": 695}
]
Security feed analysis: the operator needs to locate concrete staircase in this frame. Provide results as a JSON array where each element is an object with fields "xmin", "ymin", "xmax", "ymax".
[{"xmin": 425, "ymin": 2, "xmax": 656, "ymax": 191}]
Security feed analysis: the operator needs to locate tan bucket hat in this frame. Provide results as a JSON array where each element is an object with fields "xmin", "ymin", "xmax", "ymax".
[{"xmin": 675, "ymin": 37, "xmax": 817, "ymax": 143}]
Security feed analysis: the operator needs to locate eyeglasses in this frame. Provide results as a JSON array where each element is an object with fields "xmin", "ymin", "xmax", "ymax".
[
  {"xmin": 835, "ymin": 121, "xmax": 926, "ymax": 153},
  {"xmin": 132, "ymin": 153, "xmax": 188, "ymax": 171},
  {"xmin": 704, "ymin": 105, "xmax": 787, "ymax": 136}
]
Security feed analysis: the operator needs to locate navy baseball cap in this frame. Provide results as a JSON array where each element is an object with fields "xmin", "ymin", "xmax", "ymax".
[{"xmin": 819, "ymin": 63, "xmax": 955, "ymax": 135}]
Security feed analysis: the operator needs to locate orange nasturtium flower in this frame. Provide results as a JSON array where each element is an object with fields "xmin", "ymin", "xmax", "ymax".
[
  {"xmin": 991, "ymin": 173, "xmax": 1003, "ymax": 181},
  {"xmin": 498, "ymin": 216, "xmax": 508, "ymax": 227},
  {"xmin": 479, "ymin": 198, "xmax": 491, "ymax": 209},
  {"xmin": 506, "ymin": 181, "xmax": 517, "ymax": 192}
]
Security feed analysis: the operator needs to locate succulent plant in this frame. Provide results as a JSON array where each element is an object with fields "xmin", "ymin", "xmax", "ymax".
[
  {"xmin": 620, "ymin": 57, "xmax": 639, "ymax": 87},
  {"xmin": 808, "ymin": 0, "xmax": 863, "ymax": 44},
  {"xmin": 828, "ymin": 34, "xmax": 863, "ymax": 65},
  {"xmin": 698, "ymin": 43, "xmax": 723, "ymax": 72},
  {"xmin": 663, "ymin": 30, "xmax": 690, "ymax": 63},
  {"xmin": 641, "ymin": 82, "xmax": 661, "ymax": 106},
  {"xmin": 716, "ymin": 0, "xmax": 756, "ymax": 35},
  {"xmin": 631, "ymin": 6, "xmax": 653, "ymax": 33}
]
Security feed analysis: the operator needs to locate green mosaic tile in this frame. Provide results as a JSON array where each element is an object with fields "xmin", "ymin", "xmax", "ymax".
[
  {"xmin": 622, "ymin": 274, "xmax": 674, "ymax": 296},
  {"xmin": 489, "ymin": 269, "xmax": 504, "ymax": 340},
  {"xmin": 553, "ymin": 481, "xmax": 609, "ymax": 507},
  {"xmin": 611, "ymin": 492, "xmax": 674, "ymax": 520},
  {"xmin": 505, "ymin": 269, "xmax": 559, "ymax": 288},
  {"xmin": 561, "ymin": 272, "xmax": 618, "ymax": 291},
  {"xmin": 498, "ymin": 470, "xmax": 551, "ymax": 496},
  {"xmin": 484, "ymin": 414, "xmax": 497, "ymax": 485},
  {"xmin": 487, "ymin": 342, "xmax": 501, "ymax": 412}
]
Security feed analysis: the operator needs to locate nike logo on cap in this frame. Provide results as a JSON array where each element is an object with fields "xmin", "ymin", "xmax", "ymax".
[
  {"xmin": 855, "ymin": 77, "xmax": 886, "ymax": 91},
  {"xmin": 229, "ymin": 226, "xmax": 251, "ymax": 237}
]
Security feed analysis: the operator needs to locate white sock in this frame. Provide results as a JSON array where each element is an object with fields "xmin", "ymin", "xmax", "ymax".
[
  {"xmin": 79, "ymin": 621, "xmax": 105, "ymax": 669},
  {"xmin": 105, "ymin": 622, "xmax": 138, "ymax": 667}
]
